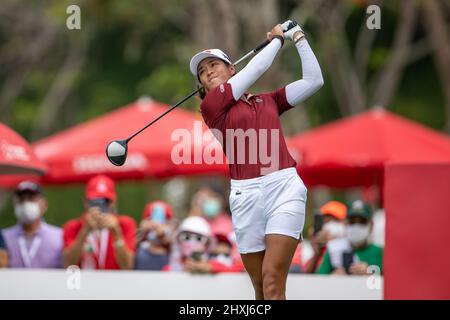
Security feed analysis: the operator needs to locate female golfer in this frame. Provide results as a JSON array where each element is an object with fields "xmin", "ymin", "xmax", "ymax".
[{"xmin": 189, "ymin": 20, "xmax": 323, "ymax": 299}]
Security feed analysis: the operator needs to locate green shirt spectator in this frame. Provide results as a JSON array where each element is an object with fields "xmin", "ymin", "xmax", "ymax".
[{"xmin": 316, "ymin": 243, "xmax": 383, "ymax": 274}]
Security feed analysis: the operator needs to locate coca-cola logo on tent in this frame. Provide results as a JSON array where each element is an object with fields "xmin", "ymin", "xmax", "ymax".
[
  {"xmin": 73, "ymin": 153, "xmax": 148, "ymax": 173},
  {"xmin": 0, "ymin": 140, "xmax": 30, "ymax": 161}
]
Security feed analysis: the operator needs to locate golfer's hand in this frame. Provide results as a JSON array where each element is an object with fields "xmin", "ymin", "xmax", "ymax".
[
  {"xmin": 266, "ymin": 24, "xmax": 284, "ymax": 42},
  {"xmin": 281, "ymin": 20, "xmax": 304, "ymax": 42},
  {"xmin": 349, "ymin": 262, "xmax": 369, "ymax": 275}
]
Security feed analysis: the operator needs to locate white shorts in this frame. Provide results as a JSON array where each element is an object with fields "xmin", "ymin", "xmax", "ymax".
[{"xmin": 229, "ymin": 167, "xmax": 307, "ymax": 254}]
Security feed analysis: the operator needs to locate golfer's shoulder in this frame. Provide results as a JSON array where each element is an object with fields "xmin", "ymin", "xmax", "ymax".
[
  {"xmin": 201, "ymin": 83, "xmax": 234, "ymax": 107},
  {"xmin": 259, "ymin": 86, "xmax": 287, "ymax": 101},
  {"xmin": 260, "ymin": 86, "xmax": 293, "ymax": 112}
]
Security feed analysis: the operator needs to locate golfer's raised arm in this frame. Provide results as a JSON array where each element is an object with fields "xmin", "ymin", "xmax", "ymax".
[
  {"xmin": 285, "ymin": 39, "xmax": 324, "ymax": 106},
  {"xmin": 228, "ymin": 32, "xmax": 283, "ymax": 100}
]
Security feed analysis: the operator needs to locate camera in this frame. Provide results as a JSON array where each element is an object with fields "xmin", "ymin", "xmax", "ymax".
[{"xmin": 190, "ymin": 251, "xmax": 203, "ymax": 262}]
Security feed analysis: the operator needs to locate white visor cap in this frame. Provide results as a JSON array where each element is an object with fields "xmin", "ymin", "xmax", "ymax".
[
  {"xmin": 189, "ymin": 49, "xmax": 232, "ymax": 77},
  {"xmin": 178, "ymin": 216, "xmax": 211, "ymax": 237}
]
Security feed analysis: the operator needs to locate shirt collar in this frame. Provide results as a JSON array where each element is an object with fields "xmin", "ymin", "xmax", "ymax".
[{"xmin": 239, "ymin": 93, "xmax": 255, "ymax": 104}]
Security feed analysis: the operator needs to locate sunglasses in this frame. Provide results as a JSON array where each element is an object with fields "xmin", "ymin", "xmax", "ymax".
[{"xmin": 178, "ymin": 232, "xmax": 208, "ymax": 243}]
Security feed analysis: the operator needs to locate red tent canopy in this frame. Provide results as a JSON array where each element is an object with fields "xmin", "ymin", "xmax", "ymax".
[
  {"xmin": 33, "ymin": 98, "xmax": 228, "ymax": 184},
  {"xmin": 0, "ymin": 122, "xmax": 47, "ymax": 176},
  {"xmin": 289, "ymin": 108, "xmax": 450, "ymax": 188}
]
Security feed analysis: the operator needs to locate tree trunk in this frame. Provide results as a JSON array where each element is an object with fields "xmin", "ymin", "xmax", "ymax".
[
  {"xmin": 369, "ymin": 0, "xmax": 417, "ymax": 107},
  {"xmin": 31, "ymin": 29, "xmax": 89, "ymax": 140},
  {"xmin": 422, "ymin": 0, "xmax": 450, "ymax": 133},
  {"xmin": 313, "ymin": 1, "xmax": 366, "ymax": 115}
]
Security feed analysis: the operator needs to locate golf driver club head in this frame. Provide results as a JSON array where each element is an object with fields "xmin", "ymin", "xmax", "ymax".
[{"xmin": 106, "ymin": 140, "xmax": 128, "ymax": 166}]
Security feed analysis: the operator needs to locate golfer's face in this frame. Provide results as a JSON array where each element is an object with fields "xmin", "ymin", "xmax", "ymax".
[{"xmin": 198, "ymin": 58, "xmax": 234, "ymax": 92}]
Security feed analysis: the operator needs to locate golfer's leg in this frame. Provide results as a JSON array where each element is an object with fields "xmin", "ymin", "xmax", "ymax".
[
  {"xmin": 262, "ymin": 234, "xmax": 299, "ymax": 300},
  {"xmin": 241, "ymin": 251, "xmax": 265, "ymax": 300}
]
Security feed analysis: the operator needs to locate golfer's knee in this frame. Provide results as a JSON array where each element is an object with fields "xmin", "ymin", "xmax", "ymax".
[{"xmin": 262, "ymin": 268, "xmax": 282, "ymax": 299}]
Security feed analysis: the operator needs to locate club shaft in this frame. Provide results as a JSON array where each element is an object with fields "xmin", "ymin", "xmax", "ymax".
[
  {"xmin": 126, "ymin": 89, "xmax": 199, "ymax": 142},
  {"xmin": 233, "ymin": 51, "xmax": 255, "ymax": 66}
]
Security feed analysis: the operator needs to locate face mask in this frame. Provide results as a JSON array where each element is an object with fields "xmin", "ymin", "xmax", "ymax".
[
  {"xmin": 202, "ymin": 199, "xmax": 221, "ymax": 218},
  {"xmin": 322, "ymin": 221, "xmax": 346, "ymax": 239},
  {"xmin": 14, "ymin": 201, "xmax": 41, "ymax": 224},
  {"xmin": 347, "ymin": 224, "xmax": 371, "ymax": 246},
  {"xmin": 211, "ymin": 253, "xmax": 233, "ymax": 266}
]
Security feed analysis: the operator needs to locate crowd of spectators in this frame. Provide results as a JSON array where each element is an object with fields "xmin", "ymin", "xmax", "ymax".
[{"xmin": 0, "ymin": 175, "xmax": 383, "ymax": 276}]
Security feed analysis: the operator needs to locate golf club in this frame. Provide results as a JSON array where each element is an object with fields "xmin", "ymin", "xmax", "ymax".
[{"xmin": 106, "ymin": 21, "xmax": 298, "ymax": 166}]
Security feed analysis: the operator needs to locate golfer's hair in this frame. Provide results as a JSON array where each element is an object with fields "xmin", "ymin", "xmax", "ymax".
[{"xmin": 198, "ymin": 84, "xmax": 206, "ymax": 100}]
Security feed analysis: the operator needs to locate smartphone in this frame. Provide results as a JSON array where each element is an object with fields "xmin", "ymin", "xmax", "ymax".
[
  {"xmin": 313, "ymin": 214, "xmax": 323, "ymax": 235},
  {"xmin": 343, "ymin": 251, "xmax": 354, "ymax": 274},
  {"xmin": 88, "ymin": 198, "xmax": 110, "ymax": 213},
  {"xmin": 150, "ymin": 204, "xmax": 166, "ymax": 224}
]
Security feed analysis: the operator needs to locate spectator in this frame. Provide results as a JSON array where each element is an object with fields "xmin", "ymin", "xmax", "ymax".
[
  {"xmin": 2, "ymin": 181, "xmax": 63, "ymax": 268},
  {"xmin": 164, "ymin": 216, "xmax": 211, "ymax": 271},
  {"xmin": 188, "ymin": 182, "xmax": 242, "ymax": 265},
  {"xmin": 0, "ymin": 230, "xmax": 8, "ymax": 268},
  {"xmin": 370, "ymin": 208, "xmax": 385, "ymax": 247},
  {"xmin": 305, "ymin": 201, "xmax": 347, "ymax": 273},
  {"xmin": 134, "ymin": 201, "xmax": 175, "ymax": 270},
  {"xmin": 185, "ymin": 232, "xmax": 245, "ymax": 274},
  {"xmin": 316, "ymin": 200, "xmax": 383, "ymax": 275},
  {"xmin": 363, "ymin": 186, "xmax": 385, "ymax": 247},
  {"xmin": 189, "ymin": 182, "xmax": 233, "ymax": 236},
  {"xmin": 63, "ymin": 175, "xmax": 136, "ymax": 270},
  {"xmin": 209, "ymin": 233, "xmax": 234, "ymax": 266}
]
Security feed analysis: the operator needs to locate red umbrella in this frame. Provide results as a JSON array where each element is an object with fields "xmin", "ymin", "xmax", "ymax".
[
  {"xmin": 33, "ymin": 98, "xmax": 228, "ymax": 184},
  {"xmin": 289, "ymin": 108, "xmax": 450, "ymax": 188},
  {"xmin": 0, "ymin": 122, "xmax": 47, "ymax": 176}
]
